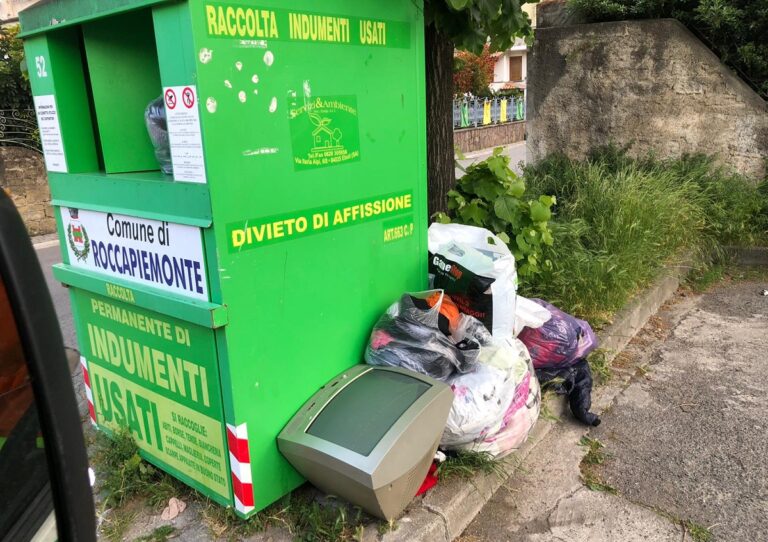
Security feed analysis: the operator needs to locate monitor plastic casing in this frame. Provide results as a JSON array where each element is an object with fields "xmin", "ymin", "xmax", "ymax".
[{"xmin": 277, "ymin": 365, "xmax": 453, "ymax": 520}]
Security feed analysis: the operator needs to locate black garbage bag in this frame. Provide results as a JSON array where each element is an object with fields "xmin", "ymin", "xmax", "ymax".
[
  {"xmin": 535, "ymin": 359, "xmax": 600, "ymax": 426},
  {"xmin": 365, "ymin": 291, "xmax": 486, "ymax": 381}
]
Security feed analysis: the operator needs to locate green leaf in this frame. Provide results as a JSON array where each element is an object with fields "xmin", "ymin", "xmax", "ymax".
[
  {"xmin": 487, "ymin": 217, "xmax": 508, "ymax": 233},
  {"xmin": 542, "ymin": 229, "xmax": 554, "ymax": 246},
  {"xmin": 516, "ymin": 233, "xmax": 532, "ymax": 254},
  {"xmin": 486, "ymin": 155, "xmax": 510, "ymax": 182},
  {"xmin": 497, "ymin": 231, "xmax": 511, "ymax": 244},
  {"xmin": 432, "ymin": 212, "xmax": 453, "ymax": 224},
  {"xmin": 539, "ymin": 194, "xmax": 557, "ymax": 207},
  {"xmin": 494, "ymin": 196, "xmax": 521, "ymax": 223},
  {"xmin": 447, "ymin": 189, "xmax": 467, "ymax": 211},
  {"xmin": 508, "ymin": 178, "xmax": 526, "ymax": 198},
  {"xmin": 460, "ymin": 199, "xmax": 489, "ymax": 225},
  {"xmin": 446, "ymin": 0, "xmax": 471, "ymax": 10},
  {"xmin": 530, "ymin": 201, "xmax": 552, "ymax": 222},
  {"xmin": 474, "ymin": 178, "xmax": 505, "ymax": 201}
]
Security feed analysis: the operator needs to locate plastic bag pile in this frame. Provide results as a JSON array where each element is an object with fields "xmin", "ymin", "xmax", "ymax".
[
  {"xmin": 365, "ymin": 291, "xmax": 489, "ymax": 381},
  {"xmin": 365, "ymin": 289, "xmax": 539, "ymax": 459},
  {"xmin": 517, "ymin": 298, "xmax": 601, "ymax": 426},
  {"xmin": 365, "ymin": 222, "xmax": 603, "ymax": 457}
]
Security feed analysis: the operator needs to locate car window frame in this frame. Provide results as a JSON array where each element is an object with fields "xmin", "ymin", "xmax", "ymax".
[{"xmin": 0, "ymin": 190, "xmax": 96, "ymax": 542}]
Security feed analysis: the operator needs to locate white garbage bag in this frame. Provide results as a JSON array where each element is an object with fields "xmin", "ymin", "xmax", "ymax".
[
  {"xmin": 428, "ymin": 223, "xmax": 517, "ymax": 339},
  {"xmin": 513, "ymin": 295, "xmax": 552, "ymax": 336},
  {"xmin": 441, "ymin": 337, "xmax": 533, "ymax": 448}
]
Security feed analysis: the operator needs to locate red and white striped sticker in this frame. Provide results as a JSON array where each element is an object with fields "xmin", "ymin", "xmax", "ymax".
[
  {"xmin": 226, "ymin": 422, "xmax": 254, "ymax": 514},
  {"xmin": 80, "ymin": 356, "xmax": 97, "ymax": 425}
]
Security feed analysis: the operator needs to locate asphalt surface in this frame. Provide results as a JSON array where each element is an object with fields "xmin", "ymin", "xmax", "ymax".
[
  {"xmin": 591, "ymin": 277, "xmax": 768, "ymax": 541},
  {"xmin": 456, "ymin": 141, "xmax": 527, "ymax": 178},
  {"xmin": 34, "ymin": 237, "xmax": 78, "ymax": 351},
  {"xmin": 460, "ymin": 274, "xmax": 768, "ymax": 542}
]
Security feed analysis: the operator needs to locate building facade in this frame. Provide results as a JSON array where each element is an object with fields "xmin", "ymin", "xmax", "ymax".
[{"xmin": 489, "ymin": 3, "xmax": 536, "ymax": 93}]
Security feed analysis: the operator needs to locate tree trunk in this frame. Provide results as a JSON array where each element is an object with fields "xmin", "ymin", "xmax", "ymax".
[{"xmin": 424, "ymin": 25, "xmax": 455, "ymax": 219}]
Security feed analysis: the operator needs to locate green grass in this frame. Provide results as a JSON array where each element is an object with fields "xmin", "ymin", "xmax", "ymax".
[
  {"xmin": 92, "ymin": 427, "xmax": 186, "ymax": 510},
  {"xmin": 538, "ymin": 387, "xmax": 563, "ymax": 423},
  {"xmin": 199, "ymin": 488, "xmax": 374, "ymax": 542},
  {"xmin": 581, "ymin": 471, "xmax": 617, "ymax": 493},
  {"xmin": 684, "ymin": 520, "xmax": 714, "ymax": 542},
  {"xmin": 519, "ymin": 146, "xmax": 768, "ymax": 326},
  {"xmin": 586, "ymin": 349, "xmax": 612, "ymax": 385},
  {"xmin": 136, "ymin": 525, "xmax": 178, "ymax": 542},
  {"xmin": 579, "ymin": 435, "xmax": 616, "ymax": 493},
  {"xmin": 579, "ymin": 436, "xmax": 610, "ymax": 465},
  {"xmin": 687, "ymin": 264, "xmax": 727, "ymax": 293},
  {"xmin": 437, "ymin": 450, "xmax": 509, "ymax": 480},
  {"xmin": 100, "ymin": 510, "xmax": 137, "ymax": 542},
  {"xmin": 92, "ymin": 429, "xmax": 382, "ymax": 541}
]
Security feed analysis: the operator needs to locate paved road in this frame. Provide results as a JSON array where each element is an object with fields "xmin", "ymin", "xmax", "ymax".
[
  {"xmin": 461, "ymin": 273, "xmax": 768, "ymax": 542},
  {"xmin": 34, "ymin": 239, "xmax": 78, "ymax": 351},
  {"xmin": 456, "ymin": 141, "xmax": 527, "ymax": 178}
]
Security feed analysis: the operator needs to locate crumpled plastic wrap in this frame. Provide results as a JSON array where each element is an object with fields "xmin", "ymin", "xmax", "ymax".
[
  {"xmin": 518, "ymin": 299, "xmax": 598, "ymax": 369},
  {"xmin": 441, "ymin": 337, "xmax": 539, "ymax": 457},
  {"xmin": 365, "ymin": 291, "xmax": 489, "ymax": 381},
  {"xmin": 144, "ymin": 96, "xmax": 173, "ymax": 175},
  {"xmin": 452, "ymin": 374, "xmax": 540, "ymax": 458}
]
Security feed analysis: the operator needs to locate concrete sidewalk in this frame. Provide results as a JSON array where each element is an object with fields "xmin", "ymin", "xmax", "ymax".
[
  {"xmin": 460, "ymin": 270, "xmax": 768, "ymax": 542},
  {"xmin": 456, "ymin": 141, "xmax": 526, "ymax": 178}
]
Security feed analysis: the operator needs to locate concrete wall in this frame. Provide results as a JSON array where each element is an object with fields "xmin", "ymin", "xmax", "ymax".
[
  {"xmin": 1, "ymin": 0, "xmax": 37, "ymax": 22},
  {"xmin": 527, "ymin": 18, "xmax": 768, "ymax": 180},
  {"xmin": 454, "ymin": 121, "xmax": 526, "ymax": 153},
  {"xmin": 0, "ymin": 147, "xmax": 55, "ymax": 235}
]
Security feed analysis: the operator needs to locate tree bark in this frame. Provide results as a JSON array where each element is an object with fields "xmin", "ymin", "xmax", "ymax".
[{"xmin": 424, "ymin": 24, "xmax": 455, "ymax": 219}]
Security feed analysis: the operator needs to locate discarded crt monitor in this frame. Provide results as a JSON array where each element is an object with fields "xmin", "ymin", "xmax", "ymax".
[{"xmin": 277, "ymin": 365, "xmax": 453, "ymax": 520}]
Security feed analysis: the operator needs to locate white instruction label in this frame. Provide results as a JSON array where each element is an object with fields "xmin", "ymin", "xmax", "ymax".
[
  {"xmin": 33, "ymin": 94, "xmax": 67, "ymax": 173},
  {"xmin": 164, "ymin": 85, "xmax": 207, "ymax": 183}
]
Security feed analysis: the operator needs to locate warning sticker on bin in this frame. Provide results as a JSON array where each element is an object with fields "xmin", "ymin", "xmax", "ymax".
[{"xmin": 164, "ymin": 85, "xmax": 207, "ymax": 183}]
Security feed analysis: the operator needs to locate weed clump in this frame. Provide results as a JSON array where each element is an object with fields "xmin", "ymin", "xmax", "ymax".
[
  {"xmin": 519, "ymin": 146, "xmax": 767, "ymax": 325},
  {"xmin": 201, "ymin": 488, "xmax": 372, "ymax": 542},
  {"xmin": 437, "ymin": 450, "xmax": 509, "ymax": 480},
  {"xmin": 578, "ymin": 435, "xmax": 616, "ymax": 493},
  {"xmin": 92, "ymin": 427, "xmax": 183, "ymax": 509},
  {"xmin": 684, "ymin": 519, "xmax": 714, "ymax": 542},
  {"xmin": 586, "ymin": 349, "xmax": 612, "ymax": 385}
]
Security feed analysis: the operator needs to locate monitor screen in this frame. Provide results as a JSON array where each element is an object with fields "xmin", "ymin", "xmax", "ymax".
[{"xmin": 306, "ymin": 370, "xmax": 431, "ymax": 456}]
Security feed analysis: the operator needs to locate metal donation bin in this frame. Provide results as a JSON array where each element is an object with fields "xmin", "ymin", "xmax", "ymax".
[{"xmin": 20, "ymin": 0, "xmax": 427, "ymax": 516}]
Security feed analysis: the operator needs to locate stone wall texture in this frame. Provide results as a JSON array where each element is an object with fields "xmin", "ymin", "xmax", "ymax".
[
  {"xmin": 527, "ymin": 19, "xmax": 768, "ymax": 180},
  {"xmin": 454, "ymin": 121, "xmax": 526, "ymax": 153},
  {"xmin": 0, "ymin": 147, "xmax": 55, "ymax": 235}
]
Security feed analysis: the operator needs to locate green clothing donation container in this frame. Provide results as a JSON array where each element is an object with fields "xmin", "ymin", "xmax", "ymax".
[{"xmin": 20, "ymin": 0, "xmax": 427, "ymax": 516}]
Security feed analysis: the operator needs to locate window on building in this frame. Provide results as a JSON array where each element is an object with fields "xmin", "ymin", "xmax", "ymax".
[{"xmin": 509, "ymin": 56, "xmax": 523, "ymax": 82}]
